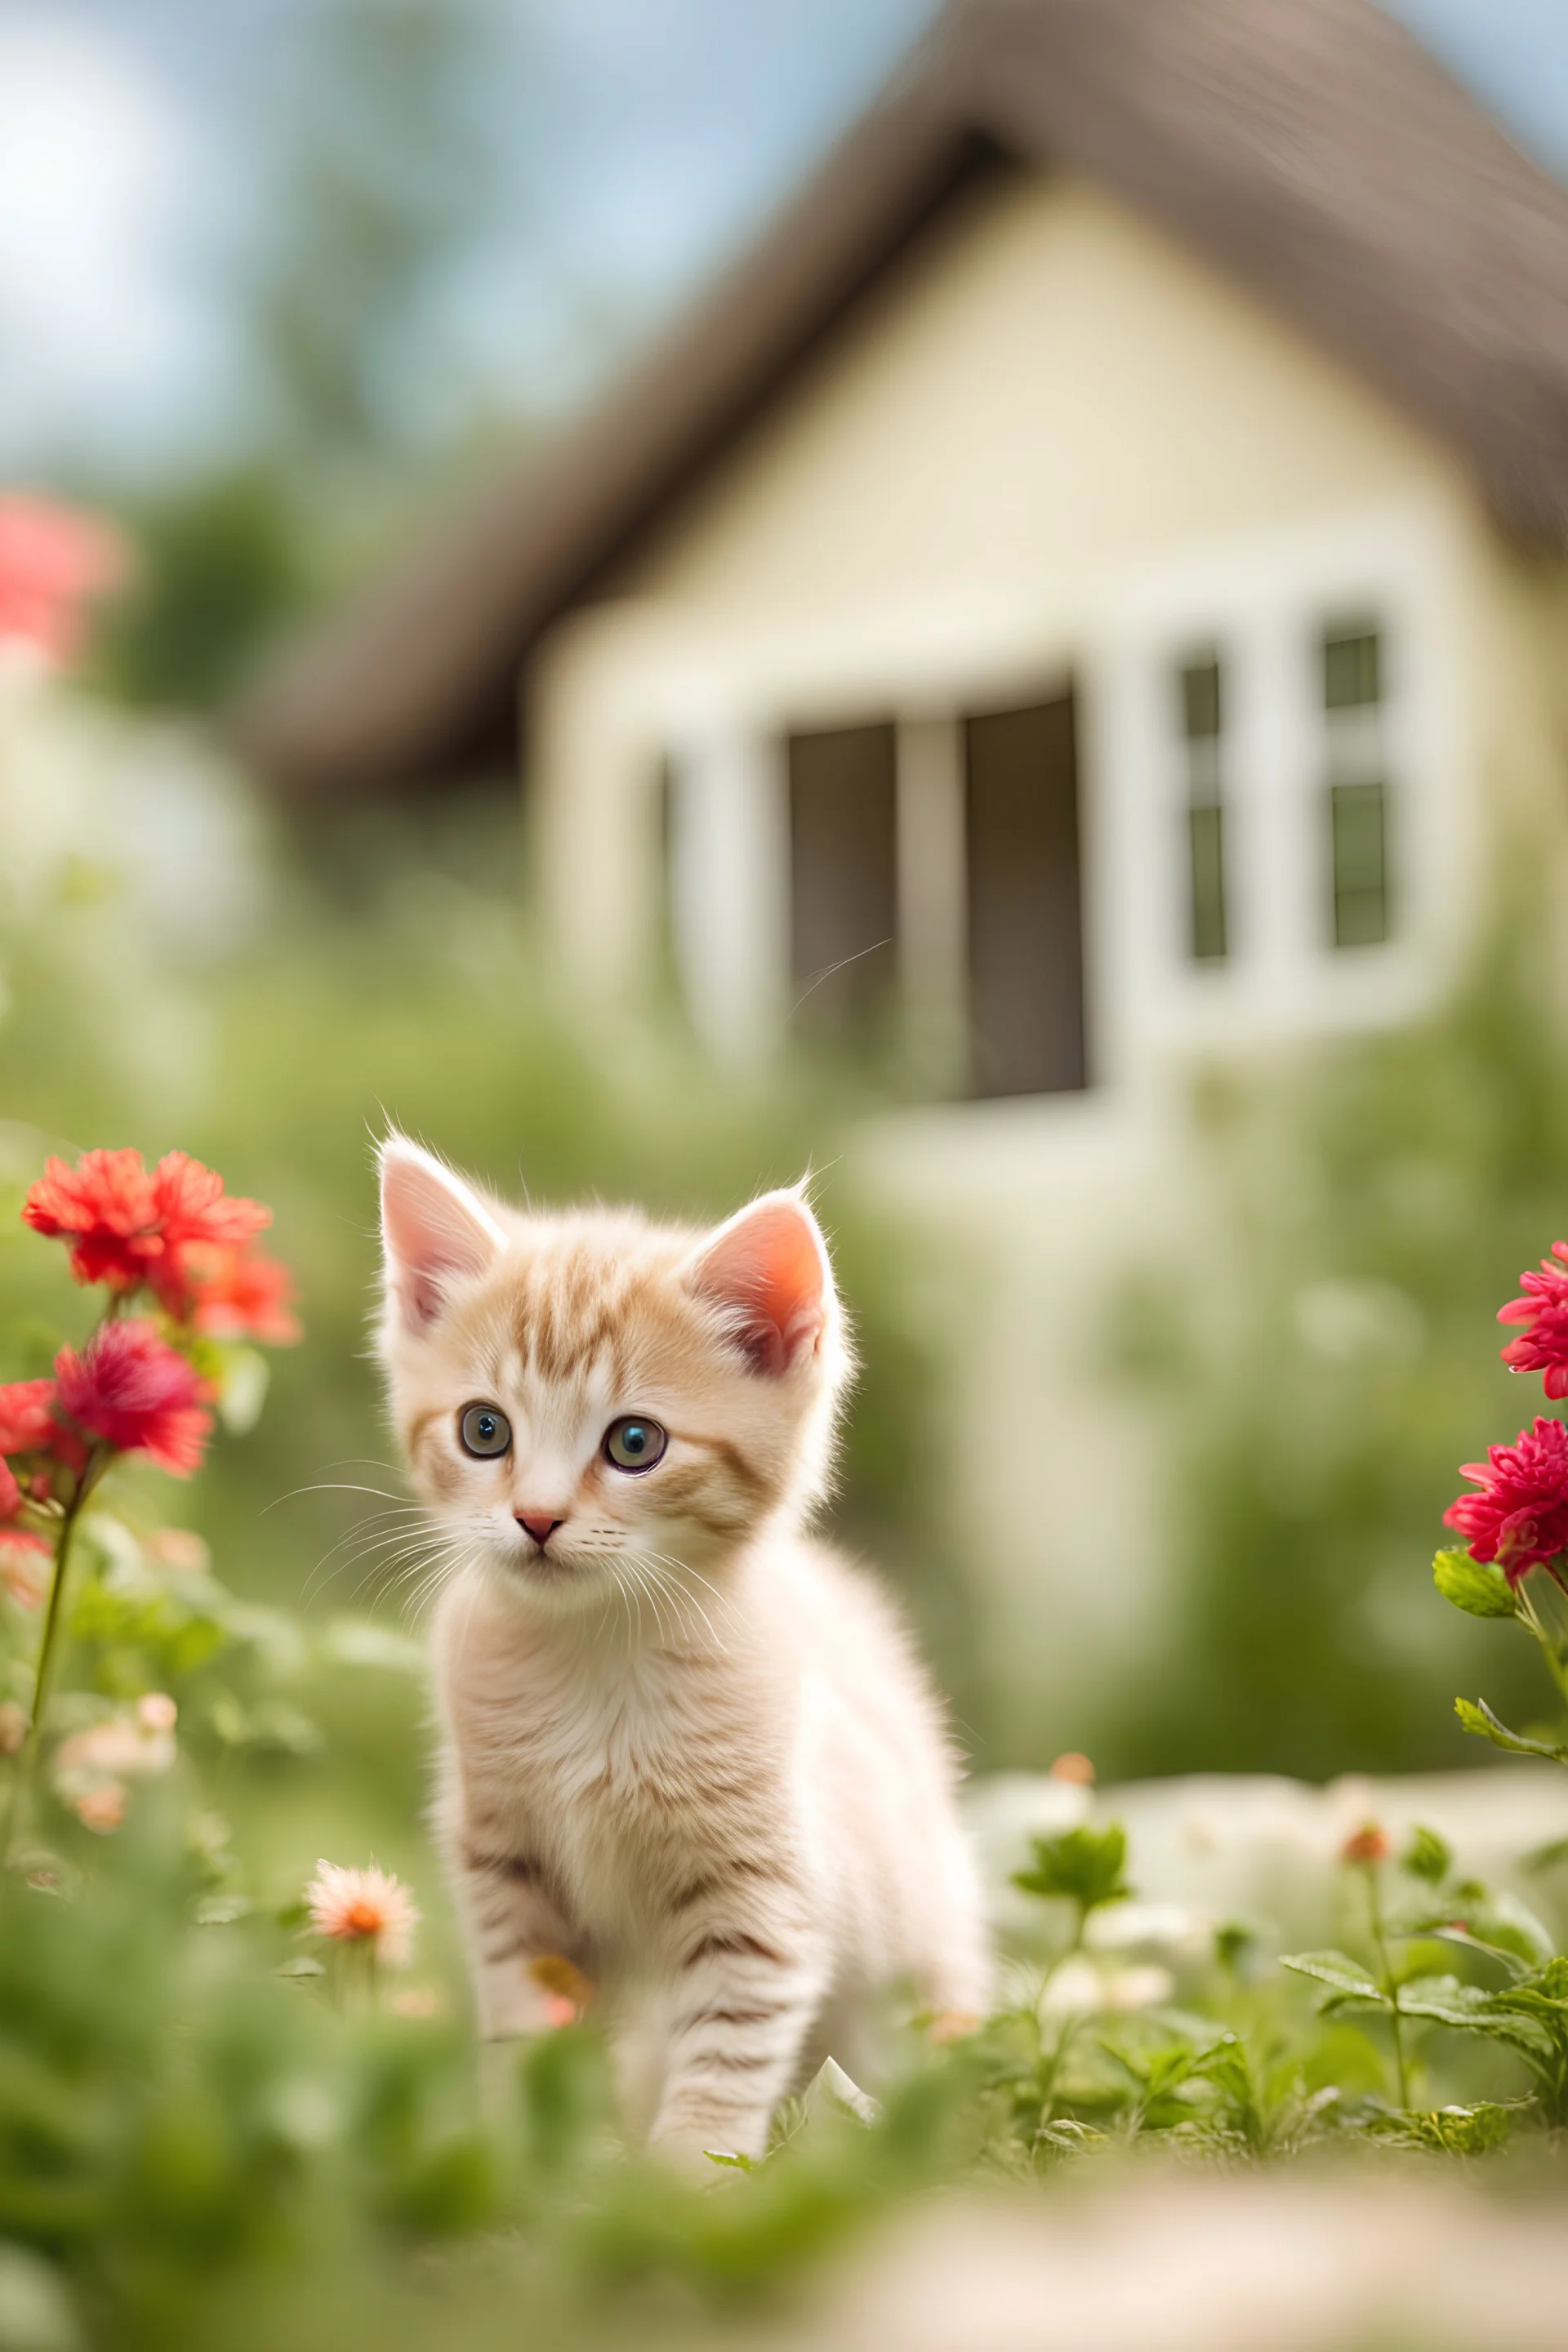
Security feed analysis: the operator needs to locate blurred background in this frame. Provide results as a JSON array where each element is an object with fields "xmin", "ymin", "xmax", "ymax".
[{"xmin": 5, "ymin": 0, "xmax": 1568, "ymax": 1886}]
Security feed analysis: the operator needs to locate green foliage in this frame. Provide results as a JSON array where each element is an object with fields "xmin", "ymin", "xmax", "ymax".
[
  {"xmin": 1103, "ymin": 913, "xmax": 1568, "ymax": 1779},
  {"xmin": 1433, "ymin": 1548, "xmax": 1517, "ymax": 1619},
  {"xmin": 1454, "ymin": 1695, "xmax": 1568, "ymax": 1760},
  {"xmin": 1011, "ymin": 1824, "xmax": 1130, "ymax": 1918},
  {"xmin": 1403, "ymin": 1824, "xmax": 1453, "ymax": 1884},
  {"xmin": 89, "ymin": 470, "xmax": 312, "ymax": 711}
]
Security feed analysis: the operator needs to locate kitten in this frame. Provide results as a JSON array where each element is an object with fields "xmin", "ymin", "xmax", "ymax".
[{"xmin": 376, "ymin": 1137, "xmax": 990, "ymax": 2163}]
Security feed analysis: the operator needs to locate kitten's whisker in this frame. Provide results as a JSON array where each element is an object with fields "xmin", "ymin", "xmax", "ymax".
[
  {"xmin": 263, "ymin": 1481, "xmax": 411, "ymax": 1515},
  {"xmin": 644, "ymin": 1552, "xmax": 732, "ymax": 1650},
  {"xmin": 638, "ymin": 1553, "xmax": 724, "ymax": 1655}
]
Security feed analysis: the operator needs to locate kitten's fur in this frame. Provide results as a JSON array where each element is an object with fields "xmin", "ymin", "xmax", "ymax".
[{"xmin": 376, "ymin": 1138, "xmax": 989, "ymax": 2162}]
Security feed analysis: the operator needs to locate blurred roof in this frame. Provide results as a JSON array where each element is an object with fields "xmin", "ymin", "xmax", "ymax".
[{"xmin": 242, "ymin": 0, "xmax": 1568, "ymax": 800}]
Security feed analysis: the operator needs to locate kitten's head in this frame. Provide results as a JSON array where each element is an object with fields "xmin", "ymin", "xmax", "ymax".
[{"xmin": 375, "ymin": 1138, "xmax": 849, "ymax": 1617}]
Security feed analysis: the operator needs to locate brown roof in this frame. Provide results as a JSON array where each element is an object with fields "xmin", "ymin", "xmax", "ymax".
[{"xmin": 241, "ymin": 0, "xmax": 1568, "ymax": 798}]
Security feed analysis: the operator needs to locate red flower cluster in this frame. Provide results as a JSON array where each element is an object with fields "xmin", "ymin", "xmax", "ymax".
[
  {"xmin": 2, "ymin": 1328, "xmax": 214, "ymax": 1499},
  {"xmin": 54, "ymin": 1323, "xmax": 212, "ymax": 1478},
  {"xmin": 1498, "ymin": 1241, "xmax": 1568, "ymax": 1398},
  {"xmin": 1444, "ymin": 1416, "xmax": 1568, "ymax": 1584},
  {"xmin": 23, "ymin": 1147, "xmax": 295, "ymax": 1339}
]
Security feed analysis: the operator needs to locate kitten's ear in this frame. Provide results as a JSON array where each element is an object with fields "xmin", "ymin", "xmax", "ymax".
[
  {"xmin": 379, "ymin": 1138, "xmax": 505, "ymax": 1333},
  {"xmin": 685, "ymin": 1190, "xmax": 832, "ymax": 1376}
]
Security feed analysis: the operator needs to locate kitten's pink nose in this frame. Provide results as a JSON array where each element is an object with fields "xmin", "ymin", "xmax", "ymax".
[{"xmin": 516, "ymin": 1512, "xmax": 564, "ymax": 1548}]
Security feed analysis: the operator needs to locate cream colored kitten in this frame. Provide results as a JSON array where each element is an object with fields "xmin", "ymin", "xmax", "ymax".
[{"xmin": 376, "ymin": 1138, "xmax": 989, "ymax": 2163}]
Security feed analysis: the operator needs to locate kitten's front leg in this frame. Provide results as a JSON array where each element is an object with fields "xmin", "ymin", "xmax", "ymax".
[
  {"xmin": 651, "ymin": 1900, "xmax": 825, "ymax": 2163},
  {"xmin": 455, "ymin": 1834, "xmax": 581, "ymax": 2040}
]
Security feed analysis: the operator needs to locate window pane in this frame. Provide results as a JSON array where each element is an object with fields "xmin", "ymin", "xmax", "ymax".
[
  {"xmin": 1182, "ymin": 658, "xmax": 1221, "ymax": 742},
  {"xmin": 1188, "ymin": 803, "xmax": 1227, "ymax": 961},
  {"xmin": 786, "ymin": 723, "xmax": 898, "ymax": 1035},
  {"xmin": 1324, "ymin": 629, "xmax": 1380, "ymax": 710},
  {"xmin": 1330, "ymin": 779, "xmax": 1389, "ymax": 947},
  {"xmin": 964, "ymin": 696, "xmax": 1085, "ymax": 1097},
  {"xmin": 1178, "ymin": 656, "xmax": 1227, "ymax": 963}
]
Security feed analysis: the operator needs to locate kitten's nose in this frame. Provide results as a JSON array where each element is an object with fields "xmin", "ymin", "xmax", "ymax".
[{"xmin": 516, "ymin": 1512, "xmax": 564, "ymax": 1548}]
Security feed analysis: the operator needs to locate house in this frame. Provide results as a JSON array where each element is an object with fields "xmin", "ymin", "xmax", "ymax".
[{"xmin": 246, "ymin": 0, "xmax": 1568, "ymax": 1751}]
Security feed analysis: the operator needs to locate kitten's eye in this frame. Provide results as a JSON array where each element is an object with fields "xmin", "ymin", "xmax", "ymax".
[
  {"xmin": 604, "ymin": 1416, "xmax": 666, "ymax": 1472},
  {"xmin": 459, "ymin": 1403, "xmax": 512, "ymax": 1458}
]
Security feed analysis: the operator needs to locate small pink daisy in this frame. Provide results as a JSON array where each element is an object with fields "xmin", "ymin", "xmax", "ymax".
[{"xmin": 304, "ymin": 1860, "xmax": 419, "ymax": 1968}]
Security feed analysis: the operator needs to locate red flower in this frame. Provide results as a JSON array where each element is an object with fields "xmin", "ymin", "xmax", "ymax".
[
  {"xmin": 0, "ymin": 1379, "xmax": 59, "ymax": 1456},
  {"xmin": 1499, "ymin": 1242, "xmax": 1568, "ymax": 1398},
  {"xmin": 186, "ymin": 1245, "xmax": 301, "ymax": 1346},
  {"xmin": 0, "ymin": 1377, "xmax": 86, "ymax": 1478},
  {"xmin": 1444, "ymin": 1415, "xmax": 1568, "ymax": 1584},
  {"xmin": 0, "ymin": 1457, "xmax": 19, "ymax": 1522},
  {"xmin": 0, "ymin": 494, "xmax": 126, "ymax": 666},
  {"xmin": 24, "ymin": 1148, "xmax": 270, "ymax": 1318},
  {"xmin": 54, "ymin": 1321, "xmax": 212, "ymax": 1477},
  {"xmin": 1341, "ymin": 1824, "xmax": 1391, "ymax": 1865}
]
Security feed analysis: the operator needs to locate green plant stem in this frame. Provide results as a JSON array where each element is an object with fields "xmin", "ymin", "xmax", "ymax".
[
  {"xmin": 22, "ymin": 1447, "xmax": 106, "ymax": 1780},
  {"xmin": 1365, "ymin": 1865, "xmax": 1410, "ymax": 2109}
]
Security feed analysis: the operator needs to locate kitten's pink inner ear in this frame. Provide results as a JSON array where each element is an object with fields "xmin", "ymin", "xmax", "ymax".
[
  {"xmin": 381, "ymin": 1148, "xmax": 501, "ymax": 1331},
  {"xmin": 689, "ymin": 1196, "xmax": 828, "ymax": 1376}
]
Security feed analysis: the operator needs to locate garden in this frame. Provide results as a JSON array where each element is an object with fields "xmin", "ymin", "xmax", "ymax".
[{"xmin": 5, "ymin": 622, "xmax": 1568, "ymax": 2348}]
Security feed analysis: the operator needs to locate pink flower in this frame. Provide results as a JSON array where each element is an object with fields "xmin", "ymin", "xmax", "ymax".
[
  {"xmin": 0, "ymin": 1532, "xmax": 50, "ymax": 1610},
  {"xmin": 1499, "ymin": 1242, "xmax": 1568, "ymax": 1397},
  {"xmin": 24, "ymin": 1148, "xmax": 271, "ymax": 1319},
  {"xmin": 55, "ymin": 1698, "xmax": 176, "ymax": 1785},
  {"xmin": 1444, "ymin": 1415, "xmax": 1568, "ymax": 1584},
  {"xmin": 54, "ymin": 1321, "xmax": 212, "ymax": 1477},
  {"xmin": 0, "ymin": 494, "xmax": 126, "ymax": 666},
  {"xmin": 304, "ymin": 1861, "xmax": 418, "ymax": 1967},
  {"xmin": 74, "ymin": 1784, "xmax": 126, "ymax": 1834}
]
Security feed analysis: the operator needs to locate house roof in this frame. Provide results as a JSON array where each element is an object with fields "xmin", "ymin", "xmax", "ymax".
[{"xmin": 242, "ymin": 0, "xmax": 1568, "ymax": 799}]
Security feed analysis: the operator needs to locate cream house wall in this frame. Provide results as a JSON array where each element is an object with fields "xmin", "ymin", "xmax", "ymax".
[{"xmin": 525, "ymin": 170, "xmax": 1568, "ymax": 1751}]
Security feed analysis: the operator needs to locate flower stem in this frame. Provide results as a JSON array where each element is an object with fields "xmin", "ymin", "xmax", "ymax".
[
  {"xmin": 22, "ymin": 1447, "xmax": 106, "ymax": 1780},
  {"xmin": 1365, "ymin": 1865, "xmax": 1410, "ymax": 2109}
]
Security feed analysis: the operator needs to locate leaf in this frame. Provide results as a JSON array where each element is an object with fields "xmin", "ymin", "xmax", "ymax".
[
  {"xmin": 803, "ymin": 2056, "xmax": 881, "ymax": 2127},
  {"xmin": 1401, "ymin": 1825, "xmax": 1450, "ymax": 1885},
  {"xmin": 1011, "ymin": 1824, "xmax": 1131, "ymax": 1913},
  {"xmin": 1399, "ymin": 2102, "xmax": 1521, "ymax": 2155},
  {"xmin": 1280, "ymin": 1950, "xmax": 1388, "ymax": 2007},
  {"xmin": 1432, "ymin": 1548, "xmax": 1517, "ymax": 1619},
  {"xmin": 1454, "ymin": 1696, "xmax": 1568, "ymax": 1760}
]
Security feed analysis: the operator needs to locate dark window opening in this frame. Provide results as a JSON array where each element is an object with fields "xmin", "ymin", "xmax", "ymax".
[
  {"xmin": 1330, "ymin": 780, "xmax": 1389, "ymax": 948},
  {"xmin": 964, "ymin": 694, "xmax": 1085, "ymax": 1098},
  {"xmin": 786, "ymin": 722, "xmax": 898, "ymax": 1034},
  {"xmin": 1179, "ymin": 655, "xmax": 1227, "ymax": 963},
  {"xmin": 1322, "ymin": 625, "xmax": 1391, "ymax": 948}
]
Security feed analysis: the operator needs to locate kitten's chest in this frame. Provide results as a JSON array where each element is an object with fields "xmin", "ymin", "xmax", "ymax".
[{"xmin": 456, "ymin": 1642, "xmax": 747, "ymax": 1903}]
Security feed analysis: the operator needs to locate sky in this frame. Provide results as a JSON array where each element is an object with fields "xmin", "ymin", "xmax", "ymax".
[{"xmin": 0, "ymin": 0, "xmax": 1565, "ymax": 485}]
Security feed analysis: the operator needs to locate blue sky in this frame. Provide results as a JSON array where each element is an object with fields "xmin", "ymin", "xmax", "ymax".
[{"xmin": 0, "ymin": 0, "xmax": 1564, "ymax": 483}]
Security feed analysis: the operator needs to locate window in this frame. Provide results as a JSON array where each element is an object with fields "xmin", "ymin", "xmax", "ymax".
[
  {"xmin": 1178, "ymin": 656, "xmax": 1227, "ymax": 963},
  {"xmin": 964, "ymin": 695, "xmax": 1085, "ymax": 1098},
  {"xmin": 1322, "ymin": 626, "xmax": 1390, "ymax": 948},
  {"xmin": 786, "ymin": 723, "xmax": 898, "ymax": 1035}
]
